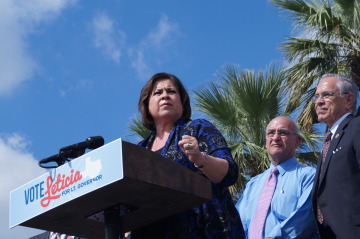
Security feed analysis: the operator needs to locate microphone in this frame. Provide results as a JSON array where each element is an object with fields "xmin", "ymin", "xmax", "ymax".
[
  {"xmin": 38, "ymin": 153, "xmax": 68, "ymax": 166},
  {"xmin": 59, "ymin": 136, "xmax": 105, "ymax": 158},
  {"xmin": 38, "ymin": 136, "xmax": 105, "ymax": 168}
]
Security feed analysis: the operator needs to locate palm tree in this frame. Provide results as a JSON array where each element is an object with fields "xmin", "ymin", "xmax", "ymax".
[
  {"xmin": 270, "ymin": 0, "xmax": 360, "ymax": 130},
  {"xmin": 193, "ymin": 63, "xmax": 320, "ymax": 197}
]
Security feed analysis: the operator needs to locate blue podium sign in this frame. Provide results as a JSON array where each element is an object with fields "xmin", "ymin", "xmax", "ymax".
[{"xmin": 10, "ymin": 138, "xmax": 124, "ymax": 228}]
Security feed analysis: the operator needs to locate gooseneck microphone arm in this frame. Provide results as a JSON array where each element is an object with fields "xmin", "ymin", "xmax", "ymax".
[
  {"xmin": 38, "ymin": 153, "xmax": 69, "ymax": 168},
  {"xmin": 38, "ymin": 136, "xmax": 105, "ymax": 168}
]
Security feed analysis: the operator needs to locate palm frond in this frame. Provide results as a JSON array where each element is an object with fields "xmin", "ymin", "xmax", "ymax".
[{"xmin": 127, "ymin": 115, "xmax": 151, "ymax": 140}]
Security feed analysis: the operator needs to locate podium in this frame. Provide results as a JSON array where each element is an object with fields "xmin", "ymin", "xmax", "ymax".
[{"xmin": 9, "ymin": 139, "xmax": 212, "ymax": 239}]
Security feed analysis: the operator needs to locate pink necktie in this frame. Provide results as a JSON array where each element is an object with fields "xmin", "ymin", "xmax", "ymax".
[{"xmin": 249, "ymin": 167, "xmax": 279, "ymax": 239}]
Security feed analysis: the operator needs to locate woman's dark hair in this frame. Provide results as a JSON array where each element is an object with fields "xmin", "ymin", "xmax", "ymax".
[{"xmin": 138, "ymin": 72, "xmax": 191, "ymax": 130}]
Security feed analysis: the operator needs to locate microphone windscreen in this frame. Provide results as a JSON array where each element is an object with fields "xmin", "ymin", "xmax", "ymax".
[{"xmin": 86, "ymin": 136, "xmax": 105, "ymax": 149}]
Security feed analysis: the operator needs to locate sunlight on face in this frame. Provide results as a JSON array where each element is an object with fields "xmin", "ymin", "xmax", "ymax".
[
  {"xmin": 148, "ymin": 79, "xmax": 183, "ymax": 125},
  {"xmin": 314, "ymin": 77, "xmax": 350, "ymax": 127},
  {"xmin": 265, "ymin": 117, "xmax": 301, "ymax": 165}
]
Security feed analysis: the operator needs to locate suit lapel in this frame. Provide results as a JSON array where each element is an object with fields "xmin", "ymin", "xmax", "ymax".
[{"xmin": 318, "ymin": 115, "xmax": 353, "ymax": 185}]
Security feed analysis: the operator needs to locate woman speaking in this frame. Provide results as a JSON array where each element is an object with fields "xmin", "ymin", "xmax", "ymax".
[{"xmin": 131, "ymin": 72, "xmax": 244, "ymax": 239}]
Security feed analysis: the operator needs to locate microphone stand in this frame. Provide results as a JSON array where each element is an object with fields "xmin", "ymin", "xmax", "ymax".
[{"xmin": 102, "ymin": 204, "xmax": 134, "ymax": 239}]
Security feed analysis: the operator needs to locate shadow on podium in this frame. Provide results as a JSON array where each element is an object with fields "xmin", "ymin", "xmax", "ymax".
[{"xmin": 28, "ymin": 232, "xmax": 49, "ymax": 239}]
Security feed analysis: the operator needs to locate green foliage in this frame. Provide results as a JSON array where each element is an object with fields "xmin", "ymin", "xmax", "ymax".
[
  {"xmin": 127, "ymin": 115, "xmax": 151, "ymax": 140},
  {"xmin": 194, "ymin": 64, "xmax": 285, "ymax": 144}
]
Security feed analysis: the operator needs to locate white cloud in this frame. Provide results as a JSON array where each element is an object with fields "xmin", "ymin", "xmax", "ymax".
[
  {"xmin": 0, "ymin": 0, "xmax": 77, "ymax": 97},
  {"xmin": 0, "ymin": 133, "xmax": 47, "ymax": 238},
  {"xmin": 93, "ymin": 12, "xmax": 126, "ymax": 63},
  {"xmin": 58, "ymin": 78, "xmax": 94, "ymax": 98},
  {"xmin": 146, "ymin": 13, "xmax": 180, "ymax": 50},
  {"xmin": 91, "ymin": 12, "xmax": 181, "ymax": 79},
  {"xmin": 128, "ymin": 47, "xmax": 151, "ymax": 80},
  {"xmin": 130, "ymin": 13, "xmax": 181, "ymax": 79}
]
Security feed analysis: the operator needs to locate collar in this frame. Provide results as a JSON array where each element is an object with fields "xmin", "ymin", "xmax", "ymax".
[
  {"xmin": 329, "ymin": 113, "xmax": 351, "ymax": 139},
  {"xmin": 270, "ymin": 156, "xmax": 297, "ymax": 176}
]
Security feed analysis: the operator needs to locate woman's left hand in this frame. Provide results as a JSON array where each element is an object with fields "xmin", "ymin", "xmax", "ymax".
[
  {"xmin": 178, "ymin": 135, "xmax": 202, "ymax": 165},
  {"xmin": 178, "ymin": 135, "xmax": 229, "ymax": 183}
]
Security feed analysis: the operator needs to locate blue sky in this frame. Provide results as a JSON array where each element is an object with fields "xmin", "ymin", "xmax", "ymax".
[{"xmin": 0, "ymin": 0, "xmax": 292, "ymax": 238}]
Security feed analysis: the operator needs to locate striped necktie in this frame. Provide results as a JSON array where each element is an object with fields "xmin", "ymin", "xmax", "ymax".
[
  {"xmin": 249, "ymin": 167, "xmax": 279, "ymax": 239},
  {"xmin": 317, "ymin": 130, "xmax": 333, "ymax": 224},
  {"xmin": 319, "ymin": 130, "xmax": 332, "ymax": 176}
]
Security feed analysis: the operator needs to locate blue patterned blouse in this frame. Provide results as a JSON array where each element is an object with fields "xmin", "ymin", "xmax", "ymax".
[{"xmin": 132, "ymin": 119, "xmax": 245, "ymax": 239}]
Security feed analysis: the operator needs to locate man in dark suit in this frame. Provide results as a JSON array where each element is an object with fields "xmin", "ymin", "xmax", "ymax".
[{"xmin": 312, "ymin": 73, "xmax": 360, "ymax": 238}]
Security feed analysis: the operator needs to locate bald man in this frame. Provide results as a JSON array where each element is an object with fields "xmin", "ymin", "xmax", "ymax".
[{"xmin": 237, "ymin": 116, "xmax": 318, "ymax": 239}]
